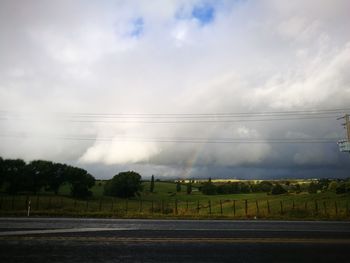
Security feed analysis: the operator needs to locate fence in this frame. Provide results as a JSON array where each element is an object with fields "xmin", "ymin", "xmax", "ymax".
[{"xmin": 0, "ymin": 195, "xmax": 349, "ymax": 219}]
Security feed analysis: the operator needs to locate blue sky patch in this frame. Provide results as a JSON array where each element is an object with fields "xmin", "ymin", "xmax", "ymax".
[
  {"xmin": 191, "ymin": 4, "xmax": 215, "ymax": 25},
  {"xmin": 130, "ymin": 17, "xmax": 144, "ymax": 37}
]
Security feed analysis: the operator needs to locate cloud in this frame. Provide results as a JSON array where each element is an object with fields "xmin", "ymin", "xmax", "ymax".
[
  {"xmin": 0, "ymin": 0, "xmax": 349, "ymax": 179},
  {"xmin": 80, "ymin": 140, "xmax": 160, "ymax": 165}
]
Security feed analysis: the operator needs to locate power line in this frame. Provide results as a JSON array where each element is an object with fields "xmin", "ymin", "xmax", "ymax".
[
  {"xmin": 0, "ymin": 107, "xmax": 348, "ymax": 118},
  {"xmin": 0, "ymin": 134, "xmax": 340, "ymax": 144},
  {"xmin": 0, "ymin": 114, "xmax": 340, "ymax": 123}
]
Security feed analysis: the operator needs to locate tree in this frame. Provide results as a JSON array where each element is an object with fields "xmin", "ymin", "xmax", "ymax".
[
  {"xmin": 336, "ymin": 182, "xmax": 350, "ymax": 194},
  {"xmin": 201, "ymin": 181, "xmax": 217, "ymax": 195},
  {"xmin": 308, "ymin": 182, "xmax": 319, "ymax": 194},
  {"xmin": 271, "ymin": 184, "xmax": 287, "ymax": 195},
  {"xmin": 104, "ymin": 171, "xmax": 142, "ymax": 198},
  {"xmin": 150, "ymin": 175, "xmax": 155, "ymax": 193},
  {"xmin": 239, "ymin": 183, "xmax": 251, "ymax": 193},
  {"xmin": 176, "ymin": 181, "xmax": 181, "ymax": 192},
  {"xmin": 258, "ymin": 181, "xmax": 273, "ymax": 192},
  {"xmin": 3, "ymin": 159, "xmax": 26, "ymax": 194},
  {"xmin": 66, "ymin": 166, "xmax": 95, "ymax": 198},
  {"xmin": 0, "ymin": 157, "xmax": 4, "ymax": 188},
  {"xmin": 328, "ymin": 181, "xmax": 338, "ymax": 192},
  {"xmin": 186, "ymin": 182, "xmax": 192, "ymax": 195},
  {"xmin": 25, "ymin": 160, "xmax": 53, "ymax": 193},
  {"xmin": 48, "ymin": 163, "xmax": 68, "ymax": 195}
]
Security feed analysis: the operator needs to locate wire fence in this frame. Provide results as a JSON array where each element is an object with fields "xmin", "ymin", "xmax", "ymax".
[{"xmin": 0, "ymin": 195, "xmax": 349, "ymax": 219}]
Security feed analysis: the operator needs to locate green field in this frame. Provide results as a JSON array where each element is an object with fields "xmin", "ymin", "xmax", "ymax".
[{"xmin": 1, "ymin": 181, "xmax": 349, "ymax": 220}]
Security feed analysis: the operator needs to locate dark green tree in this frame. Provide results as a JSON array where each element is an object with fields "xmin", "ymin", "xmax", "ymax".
[
  {"xmin": 150, "ymin": 175, "xmax": 155, "ymax": 193},
  {"xmin": 25, "ymin": 160, "xmax": 53, "ymax": 193},
  {"xmin": 3, "ymin": 159, "xmax": 26, "ymax": 194},
  {"xmin": 239, "ymin": 183, "xmax": 251, "ymax": 193},
  {"xmin": 104, "ymin": 171, "xmax": 142, "ymax": 198},
  {"xmin": 186, "ymin": 182, "xmax": 192, "ymax": 195},
  {"xmin": 258, "ymin": 181, "xmax": 273, "ymax": 192},
  {"xmin": 201, "ymin": 181, "xmax": 217, "ymax": 195},
  {"xmin": 0, "ymin": 157, "xmax": 4, "ymax": 188},
  {"xmin": 308, "ymin": 182, "xmax": 319, "ymax": 194},
  {"xmin": 176, "ymin": 181, "xmax": 181, "ymax": 192},
  {"xmin": 336, "ymin": 182, "xmax": 350, "ymax": 194},
  {"xmin": 66, "ymin": 166, "xmax": 95, "ymax": 198},
  {"xmin": 48, "ymin": 163, "xmax": 68, "ymax": 195},
  {"xmin": 271, "ymin": 184, "xmax": 287, "ymax": 195}
]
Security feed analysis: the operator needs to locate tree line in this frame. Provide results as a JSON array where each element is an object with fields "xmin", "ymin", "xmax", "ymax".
[
  {"xmin": 199, "ymin": 178, "xmax": 350, "ymax": 196},
  {"xmin": 0, "ymin": 157, "xmax": 95, "ymax": 198}
]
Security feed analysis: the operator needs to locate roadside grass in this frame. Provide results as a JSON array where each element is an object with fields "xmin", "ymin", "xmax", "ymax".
[{"xmin": 1, "ymin": 181, "xmax": 349, "ymax": 220}]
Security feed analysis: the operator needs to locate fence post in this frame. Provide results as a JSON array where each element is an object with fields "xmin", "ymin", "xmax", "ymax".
[
  {"xmin": 267, "ymin": 200, "xmax": 270, "ymax": 215},
  {"xmin": 335, "ymin": 201, "xmax": 338, "ymax": 216},
  {"xmin": 220, "ymin": 200, "xmax": 223, "ymax": 215},
  {"xmin": 186, "ymin": 200, "xmax": 189, "ymax": 211},
  {"xmin": 245, "ymin": 200, "xmax": 248, "ymax": 216},
  {"xmin": 139, "ymin": 199, "xmax": 143, "ymax": 213},
  {"xmin": 208, "ymin": 200, "xmax": 211, "ymax": 215},
  {"xmin": 27, "ymin": 199, "xmax": 31, "ymax": 217},
  {"xmin": 280, "ymin": 200, "xmax": 283, "ymax": 215},
  {"xmin": 175, "ymin": 199, "xmax": 178, "ymax": 215},
  {"xmin": 255, "ymin": 200, "xmax": 259, "ymax": 216},
  {"xmin": 232, "ymin": 200, "xmax": 236, "ymax": 216}
]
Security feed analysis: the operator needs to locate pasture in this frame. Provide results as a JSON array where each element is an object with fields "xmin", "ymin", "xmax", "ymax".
[{"xmin": 1, "ymin": 181, "xmax": 349, "ymax": 220}]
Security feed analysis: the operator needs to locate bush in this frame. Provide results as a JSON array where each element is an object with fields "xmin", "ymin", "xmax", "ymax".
[
  {"xmin": 336, "ymin": 182, "xmax": 350, "ymax": 194},
  {"xmin": 271, "ymin": 184, "xmax": 287, "ymax": 195}
]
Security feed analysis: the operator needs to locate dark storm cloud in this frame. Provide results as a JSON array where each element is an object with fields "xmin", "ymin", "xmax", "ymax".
[{"xmin": 0, "ymin": 0, "xmax": 349, "ymax": 179}]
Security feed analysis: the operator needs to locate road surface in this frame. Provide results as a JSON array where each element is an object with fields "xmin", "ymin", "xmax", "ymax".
[{"xmin": 0, "ymin": 217, "xmax": 349, "ymax": 262}]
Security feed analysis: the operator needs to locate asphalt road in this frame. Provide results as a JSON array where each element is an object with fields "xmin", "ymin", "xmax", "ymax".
[{"xmin": 0, "ymin": 218, "xmax": 349, "ymax": 263}]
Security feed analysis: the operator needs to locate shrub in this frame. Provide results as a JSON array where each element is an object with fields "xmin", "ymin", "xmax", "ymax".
[{"xmin": 271, "ymin": 184, "xmax": 287, "ymax": 195}]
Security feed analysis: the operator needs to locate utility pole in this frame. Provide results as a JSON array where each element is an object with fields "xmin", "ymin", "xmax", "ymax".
[
  {"xmin": 345, "ymin": 114, "xmax": 350, "ymax": 141},
  {"xmin": 337, "ymin": 114, "xmax": 350, "ymax": 153}
]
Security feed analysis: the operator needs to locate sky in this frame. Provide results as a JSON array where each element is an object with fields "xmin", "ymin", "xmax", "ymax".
[{"xmin": 0, "ymin": 0, "xmax": 350, "ymax": 179}]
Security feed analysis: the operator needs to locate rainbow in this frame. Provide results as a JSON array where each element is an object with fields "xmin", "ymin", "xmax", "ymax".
[{"xmin": 180, "ymin": 140, "xmax": 207, "ymax": 179}]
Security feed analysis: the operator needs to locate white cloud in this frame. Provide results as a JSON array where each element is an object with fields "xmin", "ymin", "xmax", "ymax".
[
  {"xmin": 80, "ymin": 140, "xmax": 160, "ymax": 165},
  {"xmin": 0, "ymin": 0, "xmax": 349, "ymax": 178}
]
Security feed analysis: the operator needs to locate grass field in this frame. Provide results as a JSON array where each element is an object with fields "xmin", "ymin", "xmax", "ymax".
[{"xmin": 1, "ymin": 181, "xmax": 349, "ymax": 220}]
